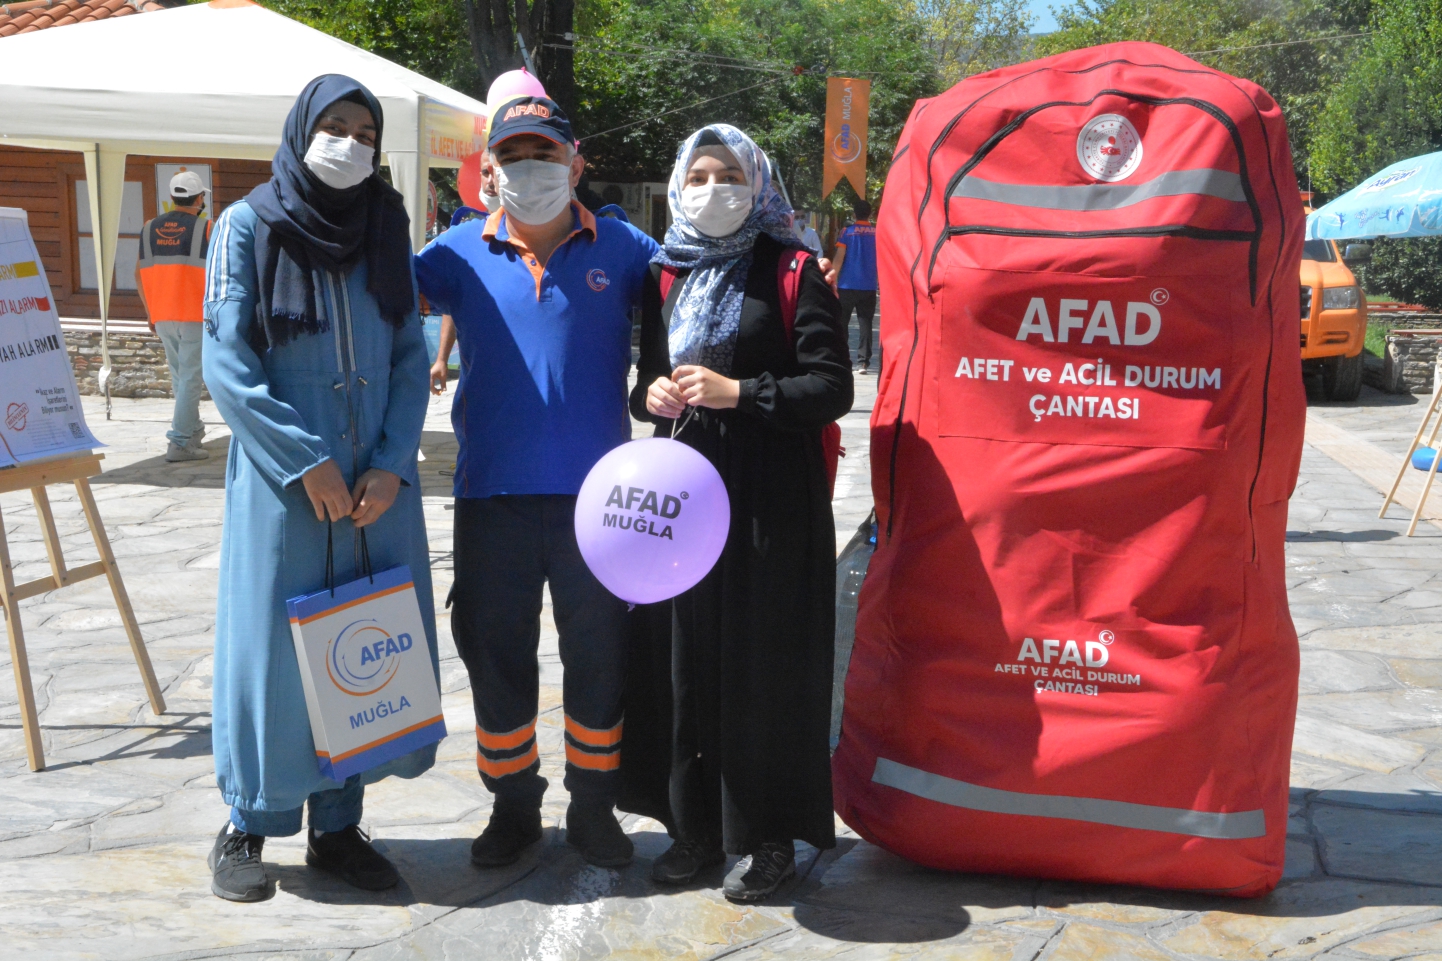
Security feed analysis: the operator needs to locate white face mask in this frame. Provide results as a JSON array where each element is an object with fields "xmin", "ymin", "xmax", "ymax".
[
  {"xmin": 478, "ymin": 188, "xmax": 498, "ymax": 212},
  {"xmin": 682, "ymin": 184, "xmax": 753, "ymax": 238},
  {"xmin": 497, "ymin": 159, "xmax": 573, "ymax": 225},
  {"xmin": 304, "ymin": 132, "xmax": 375, "ymax": 190}
]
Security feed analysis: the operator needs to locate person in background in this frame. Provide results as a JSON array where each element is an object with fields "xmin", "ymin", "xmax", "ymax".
[
  {"xmin": 625, "ymin": 124, "xmax": 851, "ymax": 903},
  {"xmin": 135, "ymin": 170, "xmax": 212, "ymax": 462},
  {"xmin": 793, "ymin": 208, "xmax": 822, "ymax": 254},
  {"xmin": 202, "ymin": 75, "xmax": 438, "ymax": 903},
  {"xmin": 430, "ymin": 150, "xmax": 498, "ymax": 394},
  {"xmin": 413, "ymin": 96, "xmax": 661, "ymax": 870},
  {"xmin": 831, "ymin": 198, "xmax": 878, "ymax": 374}
]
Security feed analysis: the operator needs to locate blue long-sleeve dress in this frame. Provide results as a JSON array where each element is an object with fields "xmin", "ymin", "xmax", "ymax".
[{"xmin": 202, "ymin": 200, "xmax": 438, "ymax": 816}]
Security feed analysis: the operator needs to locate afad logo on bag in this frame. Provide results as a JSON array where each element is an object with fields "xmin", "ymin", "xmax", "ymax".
[
  {"xmin": 326, "ymin": 617, "xmax": 415, "ymax": 697},
  {"xmin": 601, "ymin": 484, "xmax": 684, "ymax": 541},
  {"xmin": 991, "ymin": 630, "xmax": 1144, "ymax": 697}
]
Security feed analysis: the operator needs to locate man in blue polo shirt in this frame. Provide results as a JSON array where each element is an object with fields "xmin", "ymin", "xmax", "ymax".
[
  {"xmin": 414, "ymin": 97, "xmax": 660, "ymax": 870},
  {"xmin": 833, "ymin": 198, "xmax": 878, "ymax": 373}
]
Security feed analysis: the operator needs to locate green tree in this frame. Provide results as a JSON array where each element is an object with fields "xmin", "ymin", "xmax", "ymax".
[
  {"xmin": 1310, "ymin": 0, "xmax": 1442, "ymax": 194},
  {"xmin": 256, "ymin": 0, "xmax": 483, "ymax": 97},
  {"xmin": 916, "ymin": 0, "xmax": 1034, "ymax": 86},
  {"xmin": 572, "ymin": 0, "xmax": 942, "ymax": 214},
  {"xmin": 1364, "ymin": 237, "xmax": 1442, "ymax": 310},
  {"xmin": 1036, "ymin": 0, "xmax": 1372, "ymax": 179}
]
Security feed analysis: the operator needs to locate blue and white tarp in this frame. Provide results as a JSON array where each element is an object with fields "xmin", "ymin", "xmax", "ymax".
[{"xmin": 1307, "ymin": 151, "xmax": 1442, "ymax": 240}]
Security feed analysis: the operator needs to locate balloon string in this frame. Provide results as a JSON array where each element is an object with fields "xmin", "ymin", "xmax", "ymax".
[{"xmin": 674, "ymin": 405, "xmax": 698, "ymax": 437}]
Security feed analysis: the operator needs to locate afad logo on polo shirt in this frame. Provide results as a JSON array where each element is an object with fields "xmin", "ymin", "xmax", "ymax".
[
  {"xmin": 587, "ymin": 268, "xmax": 610, "ymax": 292},
  {"xmin": 502, "ymin": 102, "xmax": 552, "ymax": 123}
]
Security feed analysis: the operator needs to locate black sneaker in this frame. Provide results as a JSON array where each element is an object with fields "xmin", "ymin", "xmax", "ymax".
[
  {"xmin": 470, "ymin": 802, "xmax": 543, "ymax": 867},
  {"xmin": 305, "ymin": 825, "xmax": 399, "ymax": 891},
  {"xmin": 651, "ymin": 838, "xmax": 725, "ymax": 885},
  {"xmin": 565, "ymin": 801, "xmax": 634, "ymax": 868},
  {"xmin": 208, "ymin": 823, "xmax": 269, "ymax": 902},
  {"xmin": 722, "ymin": 841, "xmax": 795, "ymax": 903}
]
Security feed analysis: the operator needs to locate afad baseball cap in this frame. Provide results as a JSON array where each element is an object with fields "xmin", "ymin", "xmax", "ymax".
[
  {"xmin": 169, "ymin": 170, "xmax": 209, "ymax": 199},
  {"xmin": 487, "ymin": 96, "xmax": 573, "ymax": 150}
]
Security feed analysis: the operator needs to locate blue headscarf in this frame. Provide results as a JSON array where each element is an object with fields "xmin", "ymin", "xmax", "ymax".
[
  {"xmin": 653, "ymin": 124, "xmax": 797, "ymax": 374},
  {"xmin": 245, "ymin": 75, "xmax": 414, "ymax": 349}
]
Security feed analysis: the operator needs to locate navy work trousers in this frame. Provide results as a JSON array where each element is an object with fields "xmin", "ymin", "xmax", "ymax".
[{"xmin": 450, "ymin": 495, "xmax": 628, "ymax": 808}]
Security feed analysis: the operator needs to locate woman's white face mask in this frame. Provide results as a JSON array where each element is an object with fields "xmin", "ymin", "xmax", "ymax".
[
  {"xmin": 682, "ymin": 184, "xmax": 752, "ymax": 238},
  {"xmin": 497, "ymin": 159, "xmax": 572, "ymax": 225},
  {"xmin": 304, "ymin": 132, "xmax": 375, "ymax": 190}
]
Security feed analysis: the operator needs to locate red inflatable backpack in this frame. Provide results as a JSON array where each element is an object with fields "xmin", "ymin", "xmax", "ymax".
[{"xmin": 833, "ymin": 42, "xmax": 1305, "ymax": 896}]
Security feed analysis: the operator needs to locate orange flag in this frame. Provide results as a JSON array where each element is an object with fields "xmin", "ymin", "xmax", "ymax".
[{"xmin": 822, "ymin": 76, "xmax": 870, "ymax": 199}]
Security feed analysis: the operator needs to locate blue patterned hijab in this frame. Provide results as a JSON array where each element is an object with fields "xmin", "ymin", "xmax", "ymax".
[{"xmin": 653, "ymin": 124, "xmax": 797, "ymax": 373}]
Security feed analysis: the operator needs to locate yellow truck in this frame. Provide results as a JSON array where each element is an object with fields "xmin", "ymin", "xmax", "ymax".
[{"xmin": 1300, "ymin": 214, "xmax": 1370, "ymax": 401}]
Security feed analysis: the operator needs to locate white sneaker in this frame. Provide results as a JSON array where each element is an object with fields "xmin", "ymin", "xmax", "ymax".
[{"xmin": 165, "ymin": 441, "xmax": 210, "ymax": 462}]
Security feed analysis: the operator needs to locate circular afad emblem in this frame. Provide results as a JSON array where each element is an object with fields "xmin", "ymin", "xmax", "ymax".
[
  {"xmin": 1099, "ymin": 630, "xmax": 1115, "ymax": 646},
  {"xmin": 326, "ymin": 618, "xmax": 405, "ymax": 696},
  {"xmin": 1077, "ymin": 114, "xmax": 1143, "ymax": 183},
  {"xmin": 831, "ymin": 130, "xmax": 863, "ymax": 165},
  {"xmin": 1150, "ymin": 288, "xmax": 1170, "ymax": 306},
  {"xmin": 586, "ymin": 268, "xmax": 610, "ymax": 292}
]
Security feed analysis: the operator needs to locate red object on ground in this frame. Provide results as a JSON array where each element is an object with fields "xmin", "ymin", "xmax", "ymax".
[{"xmin": 832, "ymin": 41, "xmax": 1306, "ymax": 896}]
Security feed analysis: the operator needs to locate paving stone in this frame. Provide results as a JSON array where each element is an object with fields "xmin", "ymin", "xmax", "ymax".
[
  {"xmin": 1046, "ymin": 922, "xmax": 1178, "ymax": 961},
  {"xmin": 1161, "ymin": 878, "xmax": 1442, "ymax": 959},
  {"xmin": 1299, "ymin": 651, "xmax": 1398, "ymax": 695},
  {"xmin": 1314, "ymin": 805, "xmax": 1442, "ymax": 885},
  {"xmin": 1347, "ymin": 919, "xmax": 1442, "ymax": 957},
  {"xmin": 1291, "ymin": 714, "xmax": 1427, "ymax": 773}
]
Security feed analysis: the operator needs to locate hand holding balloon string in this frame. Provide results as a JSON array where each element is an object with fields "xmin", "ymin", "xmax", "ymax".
[{"xmin": 647, "ymin": 365, "xmax": 740, "ymax": 424}]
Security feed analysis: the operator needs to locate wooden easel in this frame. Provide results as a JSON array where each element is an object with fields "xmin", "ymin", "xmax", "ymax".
[
  {"xmin": 1381, "ymin": 356, "xmax": 1442, "ymax": 536},
  {"xmin": 0, "ymin": 452, "xmax": 165, "ymax": 771}
]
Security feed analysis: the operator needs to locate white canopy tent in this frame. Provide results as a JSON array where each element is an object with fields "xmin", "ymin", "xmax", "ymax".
[{"xmin": 0, "ymin": 0, "xmax": 487, "ymax": 403}]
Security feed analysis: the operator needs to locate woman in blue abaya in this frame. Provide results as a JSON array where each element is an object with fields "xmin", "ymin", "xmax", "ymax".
[{"xmin": 201, "ymin": 75, "xmax": 435, "ymax": 902}]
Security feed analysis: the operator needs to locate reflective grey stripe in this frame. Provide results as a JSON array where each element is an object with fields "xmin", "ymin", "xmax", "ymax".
[
  {"xmin": 872, "ymin": 758, "xmax": 1266, "ymax": 840},
  {"xmin": 950, "ymin": 169, "xmax": 1246, "ymax": 211}
]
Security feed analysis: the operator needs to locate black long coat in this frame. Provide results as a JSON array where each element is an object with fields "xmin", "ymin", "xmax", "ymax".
[{"xmin": 619, "ymin": 235, "xmax": 853, "ymax": 854}]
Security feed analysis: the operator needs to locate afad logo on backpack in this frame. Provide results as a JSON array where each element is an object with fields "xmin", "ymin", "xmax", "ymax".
[
  {"xmin": 326, "ymin": 617, "xmax": 415, "ymax": 696},
  {"xmin": 990, "ymin": 630, "xmax": 1144, "ymax": 698}
]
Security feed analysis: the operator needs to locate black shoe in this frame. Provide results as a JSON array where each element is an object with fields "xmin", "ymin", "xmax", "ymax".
[
  {"xmin": 305, "ymin": 825, "xmax": 400, "ymax": 891},
  {"xmin": 565, "ymin": 801, "xmax": 634, "ymax": 868},
  {"xmin": 723, "ymin": 841, "xmax": 795, "ymax": 903},
  {"xmin": 208, "ymin": 823, "xmax": 269, "ymax": 902},
  {"xmin": 651, "ymin": 838, "xmax": 725, "ymax": 885},
  {"xmin": 470, "ymin": 802, "xmax": 543, "ymax": 867}
]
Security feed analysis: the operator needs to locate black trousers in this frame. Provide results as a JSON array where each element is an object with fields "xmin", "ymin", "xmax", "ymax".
[
  {"xmin": 838, "ymin": 288, "xmax": 878, "ymax": 367},
  {"xmin": 450, "ymin": 495, "xmax": 628, "ymax": 806}
]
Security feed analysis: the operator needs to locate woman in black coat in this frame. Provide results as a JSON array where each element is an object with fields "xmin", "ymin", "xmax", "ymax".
[{"xmin": 620, "ymin": 124, "xmax": 853, "ymax": 902}]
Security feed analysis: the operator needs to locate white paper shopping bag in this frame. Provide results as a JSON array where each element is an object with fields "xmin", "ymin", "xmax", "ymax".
[{"xmin": 287, "ymin": 561, "xmax": 446, "ymax": 781}]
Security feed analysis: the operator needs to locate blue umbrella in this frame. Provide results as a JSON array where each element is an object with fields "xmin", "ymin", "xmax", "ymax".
[{"xmin": 1306, "ymin": 150, "xmax": 1442, "ymax": 240}]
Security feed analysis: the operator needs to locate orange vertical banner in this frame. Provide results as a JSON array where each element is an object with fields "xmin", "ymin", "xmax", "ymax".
[{"xmin": 822, "ymin": 76, "xmax": 870, "ymax": 199}]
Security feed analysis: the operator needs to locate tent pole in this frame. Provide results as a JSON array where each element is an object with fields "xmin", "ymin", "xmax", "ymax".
[{"xmin": 82, "ymin": 145, "xmax": 127, "ymax": 420}]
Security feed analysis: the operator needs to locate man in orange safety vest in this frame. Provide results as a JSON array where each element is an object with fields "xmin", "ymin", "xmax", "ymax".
[{"xmin": 135, "ymin": 170, "xmax": 212, "ymax": 462}]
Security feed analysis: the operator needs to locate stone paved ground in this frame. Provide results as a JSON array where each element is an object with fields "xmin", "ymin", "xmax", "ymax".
[{"xmin": 2, "ymin": 365, "xmax": 1442, "ymax": 960}]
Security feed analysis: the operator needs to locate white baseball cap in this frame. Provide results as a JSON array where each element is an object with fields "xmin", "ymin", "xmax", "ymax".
[{"xmin": 169, "ymin": 170, "xmax": 209, "ymax": 199}]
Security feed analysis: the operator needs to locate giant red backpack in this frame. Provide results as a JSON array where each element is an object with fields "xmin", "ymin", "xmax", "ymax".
[
  {"xmin": 832, "ymin": 42, "xmax": 1305, "ymax": 895},
  {"xmin": 659, "ymin": 251, "xmax": 845, "ymax": 495}
]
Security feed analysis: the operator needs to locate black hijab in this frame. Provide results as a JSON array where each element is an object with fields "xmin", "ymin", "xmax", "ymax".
[{"xmin": 245, "ymin": 74, "xmax": 415, "ymax": 349}]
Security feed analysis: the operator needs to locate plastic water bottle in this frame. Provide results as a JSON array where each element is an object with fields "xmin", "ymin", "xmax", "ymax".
[{"xmin": 832, "ymin": 511, "xmax": 877, "ymax": 750}]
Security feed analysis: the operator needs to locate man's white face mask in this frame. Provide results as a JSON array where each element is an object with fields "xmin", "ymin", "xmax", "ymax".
[
  {"xmin": 304, "ymin": 132, "xmax": 375, "ymax": 190},
  {"xmin": 497, "ymin": 159, "xmax": 572, "ymax": 225},
  {"xmin": 682, "ymin": 184, "xmax": 752, "ymax": 238}
]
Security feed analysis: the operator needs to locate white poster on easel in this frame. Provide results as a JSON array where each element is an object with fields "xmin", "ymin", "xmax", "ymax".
[{"xmin": 0, "ymin": 207, "xmax": 102, "ymax": 469}]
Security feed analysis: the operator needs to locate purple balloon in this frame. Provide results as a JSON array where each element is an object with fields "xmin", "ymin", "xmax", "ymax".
[{"xmin": 575, "ymin": 437, "xmax": 730, "ymax": 604}]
